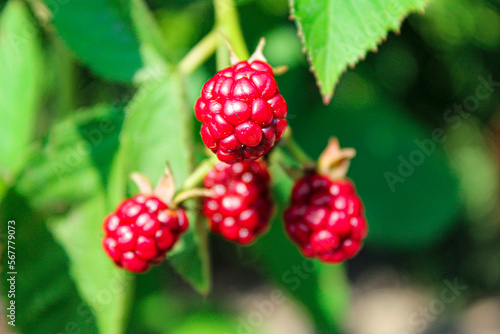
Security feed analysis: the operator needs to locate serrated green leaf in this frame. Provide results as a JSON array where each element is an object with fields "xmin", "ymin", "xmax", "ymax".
[
  {"xmin": 290, "ymin": 0, "xmax": 429, "ymax": 103},
  {"xmin": 0, "ymin": 191, "xmax": 98, "ymax": 334},
  {"xmin": 0, "ymin": 0, "xmax": 43, "ymax": 185},
  {"xmin": 48, "ymin": 0, "xmax": 142, "ymax": 82},
  {"xmin": 110, "ymin": 70, "xmax": 211, "ymax": 294},
  {"xmin": 49, "ymin": 193, "xmax": 133, "ymax": 334}
]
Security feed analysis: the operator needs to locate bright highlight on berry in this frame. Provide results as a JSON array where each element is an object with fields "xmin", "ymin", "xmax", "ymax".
[
  {"xmin": 195, "ymin": 39, "xmax": 288, "ymax": 164},
  {"xmin": 202, "ymin": 160, "xmax": 274, "ymax": 245}
]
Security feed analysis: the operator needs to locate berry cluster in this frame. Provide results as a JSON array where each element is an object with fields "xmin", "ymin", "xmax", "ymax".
[
  {"xmin": 203, "ymin": 160, "xmax": 273, "ymax": 244},
  {"xmin": 102, "ymin": 195, "xmax": 188, "ymax": 273},
  {"xmin": 284, "ymin": 173, "xmax": 367, "ymax": 263},
  {"xmin": 195, "ymin": 60, "xmax": 287, "ymax": 164},
  {"xmin": 102, "ymin": 48, "xmax": 368, "ymax": 274}
]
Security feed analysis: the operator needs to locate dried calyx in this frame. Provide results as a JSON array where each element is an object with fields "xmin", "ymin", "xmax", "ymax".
[
  {"xmin": 131, "ymin": 164, "xmax": 211, "ymax": 208},
  {"xmin": 317, "ymin": 137, "xmax": 356, "ymax": 180}
]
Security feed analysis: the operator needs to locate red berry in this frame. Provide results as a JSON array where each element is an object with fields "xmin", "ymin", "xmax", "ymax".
[
  {"xmin": 202, "ymin": 160, "xmax": 274, "ymax": 245},
  {"xmin": 195, "ymin": 60, "xmax": 288, "ymax": 164},
  {"xmin": 284, "ymin": 173, "xmax": 368, "ymax": 263},
  {"xmin": 102, "ymin": 195, "xmax": 188, "ymax": 273}
]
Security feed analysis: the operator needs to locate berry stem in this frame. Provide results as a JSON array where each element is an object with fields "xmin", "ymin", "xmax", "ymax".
[
  {"xmin": 214, "ymin": 0, "xmax": 249, "ymax": 63},
  {"xmin": 181, "ymin": 155, "xmax": 218, "ymax": 191},
  {"xmin": 281, "ymin": 128, "xmax": 315, "ymax": 168},
  {"xmin": 178, "ymin": 30, "xmax": 218, "ymax": 75}
]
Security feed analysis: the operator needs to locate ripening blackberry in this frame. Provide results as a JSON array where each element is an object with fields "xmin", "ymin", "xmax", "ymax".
[
  {"xmin": 195, "ymin": 39, "xmax": 287, "ymax": 163},
  {"xmin": 202, "ymin": 160, "xmax": 274, "ymax": 244}
]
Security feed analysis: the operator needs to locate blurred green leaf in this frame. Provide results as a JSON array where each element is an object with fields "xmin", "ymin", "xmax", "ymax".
[
  {"xmin": 290, "ymin": 0, "xmax": 429, "ymax": 103},
  {"xmin": 0, "ymin": 191, "xmax": 98, "ymax": 334},
  {"xmin": 247, "ymin": 161, "xmax": 348, "ymax": 333},
  {"xmin": 122, "ymin": 0, "xmax": 169, "ymax": 62},
  {"xmin": 48, "ymin": 0, "xmax": 142, "ymax": 81},
  {"xmin": 136, "ymin": 291, "xmax": 185, "ymax": 333},
  {"xmin": 445, "ymin": 119, "xmax": 499, "ymax": 239},
  {"xmin": 317, "ymin": 264, "xmax": 350, "ymax": 327},
  {"xmin": 0, "ymin": 177, "xmax": 6, "ymax": 202},
  {"xmin": 411, "ymin": 0, "xmax": 500, "ymax": 50},
  {"xmin": 16, "ymin": 105, "xmax": 124, "ymax": 214},
  {"xmin": 49, "ymin": 193, "xmax": 133, "ymax": 334},
  {"xmin": 168, "ymin": 209, "xmax": 212, "ymax": 295},
  {"xmin": 292, "ymin": 98, "xmax": 461, "ymax": 250},
  {"xmin": 12, "ymin": 105, "xmax": 130, "ymax": 334},
  {"xmin": 170, "ymin": 311, "xmax": 240, "ymax": 334},
  {"xmin": 110, "ymin": 69, "xmax": 211, "ymax": 294},
  {"xmin": 256, "ymin": 0, "xmax": 289, "ymax": 16},
  {"xmin": 0, "ymin": 0, "xmax": 43, "ymax": 186},
  {"xmin": 157, "ymin": 4, "xmax": 209, "ymax": 63},
  {"xmin": 265, "ymin": 26, "xmax": 304, "ymax": 69}
]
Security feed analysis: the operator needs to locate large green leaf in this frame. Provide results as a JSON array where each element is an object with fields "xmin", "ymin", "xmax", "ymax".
[
  {"xmin": 49, "ymin": 194, "xmax": 133, "ymax": 334},
  {"xmin": 48, "ymin": 0, "xmax": 142, "ymax": 82},
  {"xmin": 16, "ymin": 105, "xmax": 124, "ymax": 214},
  {"xmin": 14, "ymin": 106, "xmax": 131, "ymax": 334},
  {"xmin": 110, "ymin": 70, "xmax": 211, "ymax": 294},
  {"xmin": 247, "ymin": 160, "xmax": 349, "ymax": 333},
  {"xmin": 0, "ymin": 0, "xmax": 43, "ymax": 186},
  {"xmin": 0, "ymin": 191, "xmax": 98, "ymax": 334},
  {"xmin": 290, "ymin": 0, "xmax": 429, "ymax": 103}
]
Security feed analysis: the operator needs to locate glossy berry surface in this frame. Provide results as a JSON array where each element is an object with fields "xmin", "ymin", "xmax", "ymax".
[
  {"xmin": 195, "ymin": 60, "xmax": 288, "ymax": 164},
  {"xmin": 284, "ymin": 173, "xmax": 367, "ymax": 263},
  {"xmin": 102, "ymin": 195, "xmax": 188, "ymax": 273},
  {"xmin": 203, "ymin": 160, "xmax": 274, "ymax": 244}
]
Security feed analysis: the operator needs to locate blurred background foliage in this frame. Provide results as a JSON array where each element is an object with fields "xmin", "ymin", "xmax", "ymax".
[{"xmin": 1, "ymin": 0, "xmax": 500, "ymax": 333}]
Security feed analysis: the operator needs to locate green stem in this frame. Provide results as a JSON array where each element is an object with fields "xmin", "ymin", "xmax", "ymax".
[
  {"xmin": 181, "ymin": 155, "xmax": 218, "ymax": 191},
  {"xmin": 216, "ymin": 38, "xmax": 230, "ymax": 71},
  {"xmin": 214, "ymin": 0, "xmax": 249, "ymax": 62},
  {"xmin": 178, "ymin": 30, "xmax": 218, "ymax": 74},
  {"xmin": 281, "ymin": 128, "xmax": 315, "ymax": 167}
]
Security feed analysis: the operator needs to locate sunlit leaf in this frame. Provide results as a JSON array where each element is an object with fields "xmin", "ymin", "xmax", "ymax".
[
  {"xmin": 49, "ymin": 193, "xmax": 133, "ymax": 334},
  {"xmin": 290, "ymin": 0, "xmax": 429, "ymax": 103},
  {"xmin": 48, "ymin": 0, "xmax": 142, "ymax": 81},
  {"xmin": 0, "ymin": 1, "xmax": 43, "ymax": 186}
]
